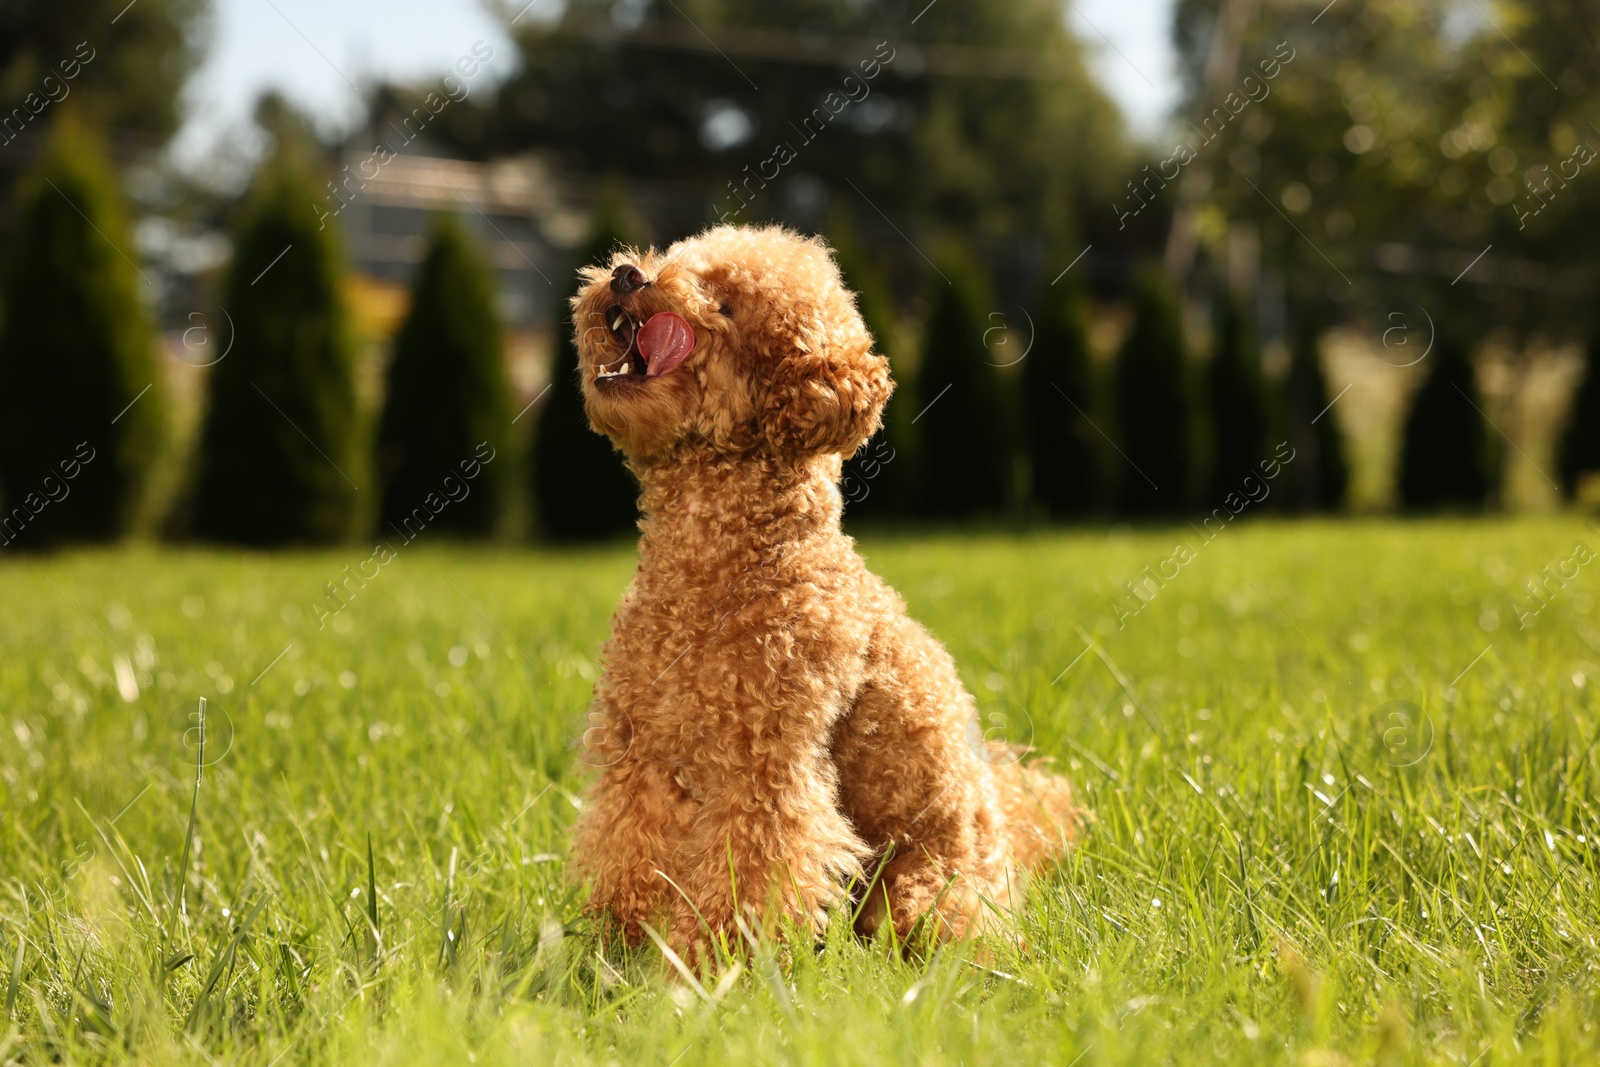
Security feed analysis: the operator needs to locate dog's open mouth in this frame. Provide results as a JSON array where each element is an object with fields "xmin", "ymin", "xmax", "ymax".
[{"xmin": 596, "ymin": 306, "xmax": 696, "ymax": 384}]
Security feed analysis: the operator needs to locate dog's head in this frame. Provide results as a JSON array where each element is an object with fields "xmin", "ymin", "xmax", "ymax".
[{"xmin": 572, "ymin": 225, "xmax": 892, "ymax": 463}]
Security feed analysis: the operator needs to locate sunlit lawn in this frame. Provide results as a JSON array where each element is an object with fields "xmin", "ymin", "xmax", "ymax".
[{"xmin": 2, "ymin": 517, "xmax": 1598, "ymax": 1064}]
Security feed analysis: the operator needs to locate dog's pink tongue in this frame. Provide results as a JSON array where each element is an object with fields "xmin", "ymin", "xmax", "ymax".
[{"xmin": 637, "ymin": 312, "xmax": 696, "ymax": 377}]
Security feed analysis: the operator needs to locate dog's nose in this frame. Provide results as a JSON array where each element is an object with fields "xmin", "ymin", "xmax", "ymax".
[{"xmin": 610, "ymin": 264, "xmax": 649, "ymax": 295}]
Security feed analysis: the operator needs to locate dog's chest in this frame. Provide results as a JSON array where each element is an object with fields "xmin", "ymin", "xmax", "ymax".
[{"xmin": 599, "ymin": 547, "xmax": 875, "ymax": 736}]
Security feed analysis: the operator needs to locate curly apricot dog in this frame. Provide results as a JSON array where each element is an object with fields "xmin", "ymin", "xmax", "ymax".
[{"xmin": 569, "ymin": 224, "xmax": 1076, "ymax": 952}]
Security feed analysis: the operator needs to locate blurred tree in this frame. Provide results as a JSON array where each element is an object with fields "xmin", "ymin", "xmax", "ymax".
[
  {"xmin": 252, "ymin": 90, "xmax": 319, "ymax": 155},
  {"xmin": 915, "ymin": 247, "xmax": 1010, "ymax": 519},
  {"xmin": 834, "ymin": 217, "xmax": 912, "ymax": 521},
  {"xmin": 1169, "ymin": 1, "xmax": 1469, "ymax": 314},
  {"xmin": 1282, "ymin": 314, "xmax": 1348, "ymax": 512},
  {"xmin": 1558, "ymin": 335, "xmax": 1600, "ymax": 501},
  {"xmin": 431, "ymin": 0, "xmax": 1124, "ymax": 264},
  {"xmin": 191, "ymin": 145, "xmax": 360, "ymax": 545},
  {"xmin": 0, "ymin": 0, "xmax": 208, "ymax": 142},
  {"xmin": 1206, "ymin": 292, "xmax": 1268, "ymax": 502},
  {"xmin": 0, "ymin": 113, "xmax": 163, "ymax": 548},
  {"xmin": 1441, "ymin": 0, "xmax": 1600, "ymax": 339},
  {"xmin": 1115, "ymin": 270, "xmax": 1193, "ymax": 516},
  {"xmin": 376, "ymin": 212, "xmax": 513, "ymax": 538},
  {"xmin": 1022, "ymin": 278, "xmax": 1100, "ymax": 518},
  {"xmin": 531, "ymin": 189, "xmax": 639, "ymax": 541},
  {"xmin": 1399, "ymin": 336, "xmax": 1491, "ymax": 511},
  {"xmin": 1170, "ymin": 0, "xmax": 1600, "ymax": 454}
]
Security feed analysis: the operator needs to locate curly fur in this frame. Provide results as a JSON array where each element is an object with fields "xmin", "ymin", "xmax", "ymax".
[{"xmin": 568, "ymin": 224, "xmax": 1078, "ymax": 953}]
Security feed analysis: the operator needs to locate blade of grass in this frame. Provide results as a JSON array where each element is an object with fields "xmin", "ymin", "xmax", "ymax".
[
  {"xmin": 184, "ymin": 895, "xmax": 268, "ymax": 1032},
  {"xmin": 640, "ymin": 923, "xmax": 708, "ymax": 1001},
  {"xmin": 905, "ymin": 869, "xmax": 962, "ymax": 949},
  {"xmin": 437, "ymin": 845, "xmax": 456, "ymax": 969},
  {"xmin": 72, "ymin": 798, "xmax": 161, "ymax": 927},
  {"xmin": 364, "ymin": 834, "xmax": 381, "ymax": 969},
  {"xmin": 850, "ymin": 843, "xmax": 897, "ymax": 929},
  {"xmin": 653, "ymin": 868, "xmax": 712, "ymax": 940},
  {"xmin": 708, "ymin": 959, "xmax": 744, "ymax": 1002},
  {"xmin": 734, "ymin": 912, "xmax": 795, "ymax": 1023},
  {"xmin": 174, "ymin": 697, "xmax": 207, "ymax": 927},
  {"xmin": 4, "ymin": 935, "xmax": 21, "ymax": 1019}
]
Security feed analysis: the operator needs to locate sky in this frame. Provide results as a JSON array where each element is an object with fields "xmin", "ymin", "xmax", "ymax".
[{"xmin": 175, "ymin": 0, "xmax": 1181, "ymax": 169}]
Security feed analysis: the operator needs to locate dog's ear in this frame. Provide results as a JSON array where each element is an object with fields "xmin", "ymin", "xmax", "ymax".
[{"xmin": 761, "ymin": 334, "xmax": 892, "ymax": 457}]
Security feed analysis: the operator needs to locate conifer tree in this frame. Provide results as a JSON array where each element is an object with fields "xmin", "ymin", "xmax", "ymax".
[
  {"xmin": 1558, "ymin": 335, "xmax": 1600, "ymax": 500},
  {"xmin": 1399, "ymin": 334, "xmax": 1491, "ymax": 510},
  {"xmin": 0, "ymin": 114, "xmax": 163, "ymax": 549},
  {"xmin": 531, "ymin": 190, "xmax": 639, "ymax": 541},
  {"xmin": 1283, "ymin": 315, "xmax": 1348, "ymax": 512},
  {"xmin": 915, "ymin": 248, "xmax": 1011, "ymax": 519},
  {"xmin": 1206, "ymin": 293, "xmax": 1269, "ymax": 503},
  {"xmin": 1114, "ymin": 270, "xmax": 1192, "ymax": 516},
  {"xmin": 834, "ymin": 225, "xmax": 911, "ymax": 521},
  {"xmin": 375, "ymin": 212, "xmax": 512, "ymax": 538},
  {"xmin": 1022, "ymin": 278, "xmax": 1100, "ymax": 518},
  {"xmin": 192, "ymin": 145, "xmax": 361, "ymax": 545}
]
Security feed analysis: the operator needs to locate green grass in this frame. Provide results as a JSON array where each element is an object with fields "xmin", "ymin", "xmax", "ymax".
[{"xmin": 3, "ymin": 518, "xmax": 1599, "ymax": 1065}]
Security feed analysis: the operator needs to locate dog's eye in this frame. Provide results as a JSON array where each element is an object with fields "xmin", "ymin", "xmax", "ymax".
[{"xmin": 718, "ymin": 303, "xmax": 733, "ymax": 317}]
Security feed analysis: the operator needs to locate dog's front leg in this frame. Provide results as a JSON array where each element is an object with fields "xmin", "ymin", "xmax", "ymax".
[
  {"xmin": 574, "ymin": 750, "xmax": 697, "ymax": 945},
  {"xmin": 667, "ymin": 733, "xmax": 865, "ymax": 954}
]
